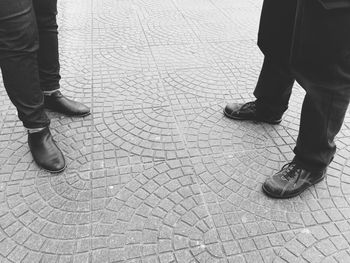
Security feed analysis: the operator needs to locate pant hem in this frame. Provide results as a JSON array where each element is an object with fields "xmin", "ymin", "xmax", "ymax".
[
  {"xmin": 292, "ymin": 156, "xmax": 328, "ymax": 173},
  {"xmin": 42, "ymin": 85, "xmax": 60, "ymax": 92}
]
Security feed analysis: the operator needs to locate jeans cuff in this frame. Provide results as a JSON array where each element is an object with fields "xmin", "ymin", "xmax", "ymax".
[
  {"xmin": 23, "ymin": 119, "xmax": 50, "ymax": 130},
  {"xmin": 43, "ymin": 89, "xmax": 59, "ymax": 95},
  {"xmin": 27, "ymin": 127, "xmax": 46, "ymax": 133},
  {"xmin": 42, "ymin": 84, "xmax": 60, "ymax": 93}
]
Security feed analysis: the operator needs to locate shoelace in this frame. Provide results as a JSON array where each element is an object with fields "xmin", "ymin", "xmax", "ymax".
[
  {"xmin": 280, "ymin": 162, "xmax": 302, "ymax": 182},
  {"xmin": 240, "ymin": 101, "xmax": 256, "ymax": 111}
]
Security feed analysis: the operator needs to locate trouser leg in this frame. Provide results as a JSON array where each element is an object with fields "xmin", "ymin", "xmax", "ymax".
[
  {"xmin": 1, "ymin": 55, "xmax": 50, "ymax": 129},
  {"xmin": 254, "ymin": 57, "xmax": 295, "ymax": 115},
  {"xmin": 257, "ymin": 0, "xmax": 297, "ymax": 61},
  {"xmin": 0, "ymin": 0, "xmax": 50, "ymax": 129},
  {"xmin": 293, "ymin": 89, "xmax": 349, "ymax": 171},
  {"xmin": 33, "ymin": 0, "xmax": 61, "ymax": 92},
  {"xmin": 254, "ymin": 0, "xmax": 297, "ymax": 115},
  {"xmin": 291, "ymin": 0, "xmax": 350, "ymax": 171}
]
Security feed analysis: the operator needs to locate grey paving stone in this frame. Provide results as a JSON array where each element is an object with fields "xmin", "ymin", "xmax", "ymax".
[
  {"xmin": 58, "ymin": 5, "xmax": 92, "ymax": 31},
  {"xmin": 88, "ymin": 161, "xmax": 223, "ymax": 261},
  {"xmin": 208, "ymin": 40, "xmax": 264, "ymax": 67},
  {"xmin": 172, "ymin": 102, "xmax": 275, "ymax": 156},
  {"xmin": 59, "ymin": 48, "xmax": 92, "ymax": 78},
  {"xmin": 93, "ymin": 46, "xmax": 157, "ymax": 73},
  {"xmin": 92, "ymin": 107, "xmax": 188, "ymax": 167},
  {"xmin": 133, "ymin": 0, "xmax": 176, "ymax": 12},
  {"xmin": 138, "ymin": 10, "xmax": 189, "ymax": 27},
  {"xmin": 143, "ymin": 24, "xmax": 200, "ymax": 46},
  {"xmin": 92, "ymin": 8, "xmax": 142, "ymax": 29},
  {"xmin": 92, "ymin": 27, "xmax": 148, "ymax": 49},
  {"xmin": 151, "ymin": 43, "xmax": 214, "ymax": 71},
  {"xmin": 58, "ymin": 29, "xmax": 92, "ymax": 50},
  {"xmin": 191, "ymin": 21, "xmax": 258, "ymax": 43},
  {"xmin": 215, "ymin": 1, "xmax": 260, "ymax": 10},
  {"xmin": 92, "ymin": 71, "xmax": 168, "ymax": 111}
]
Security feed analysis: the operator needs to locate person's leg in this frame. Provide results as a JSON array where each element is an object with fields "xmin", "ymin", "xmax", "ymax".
[
  {"xmin": 254, "ymin": 0, "xmax": 298, "ymax": 114},
  {"xmin": 291, "ymin": 0, "xmax": 350, "ymax": 171},
  {"xmin": 0, "ymin": 0, "xmax": 65, "ymax": 172},
  {"xmin": 224, "ymin": 55, "xmax": 296, "ymax": 123},
  {"xmin": 32, "ymin": 0, "xmax": 60, "ymax": 92},
  {"xmin": 224, "ymin": 57, "xmax": 295, "ymax": 123},
  {"xmin": 257, "ymin": 0, "xmax": 297, "ymax": 62},
  {"xmin": 254, "ymin": 57, "xmax": 295, "ymax": 116},
  {"xmin": 262, "ymin": 85, "xmax": 349, "ymax": 199},
  {"xmin": 224, "ymin": 0, "xmax": 297, "ymax": 123},
  {"xmin": 263, "ymin": 0, "xmax": 350, "ymax": 198},
  {"xmin": 293, "ymin": 90, "xmax": 349, "ymax": 171},
  {"xmin": 0, "ymin": 0, "xmax": 49, "ymax": 129},
  {"xmin": 32, "ymin": 0, "xmax": 90, "ymax": 116}
]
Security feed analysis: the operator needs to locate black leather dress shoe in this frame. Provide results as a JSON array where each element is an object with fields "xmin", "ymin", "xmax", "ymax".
[
  {"xmin": 224, "ymin": 101, "xmax": 282, "ymax": 124},
  {"xmin": 262, "ymin": 162, "xmax": 326, "ymax": 199},
  {"xmin": 44, "ymin": 90, "xmax": 90, "ymax": 117},
  {"xmin": 28, "ymin": 127, "xmax": 66, "ymax": 173}
]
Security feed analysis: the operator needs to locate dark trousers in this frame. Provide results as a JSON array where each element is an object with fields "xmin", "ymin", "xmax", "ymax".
[
  {"xmin": 255, "ymin": 0, "xmax": 350, "ymax": 172},
  {"xmin": 0, "ymin": 0, "xmax": 60, "ymax": 129}
]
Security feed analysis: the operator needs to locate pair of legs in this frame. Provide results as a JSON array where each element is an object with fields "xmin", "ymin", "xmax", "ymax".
[
  {"xmin": 255, "ymin": 0, "xmax": 350, "ymax": 173},
  {"xmin": 254, "ymin": 56, "xmax": 349, "ymax": 173},
  {"xmin": 0, "ymin": 0, "xmax": 60, "ymax": 128},
  {"xmin": 225, "ymin": 0, "xmax": 350, "ymax": 198},
  {"xmin": 0, "ymin": 0, "xmax": 90, "ymax": 172}
]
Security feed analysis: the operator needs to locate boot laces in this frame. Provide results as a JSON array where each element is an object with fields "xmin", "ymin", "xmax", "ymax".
[
  {"xmin": 240, "ymin": 101, "xmax": 256, "ymax": 112},
  {"xmin": 280, "ymin": 162, "xmax": 302, "ymax": 182}
]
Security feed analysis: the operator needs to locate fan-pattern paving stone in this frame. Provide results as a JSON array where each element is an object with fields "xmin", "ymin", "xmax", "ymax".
[
  {"xmin": 161, "ymin": 67, "xmax": 236, "ymax": 102},
  {"xmin": 92, "ymin": 106, "xmax": 188, "ymax": 167},
  {"xmin": 93, "ymin": 69, "xmax": 168, "ymax": 109},
  {"xmin": 92, "ymin": 27, "xmax": 148, "ymax": 49},
  {"xmin": 1, "ymin": 0, "xmax": 350, "ymax": 262},
  {"xmin": 151, "ymin": 43, "xmax": 215, "ymax": 71},
  {"xmin": 93, "ymin": 46, "xmax": 157, "ymax": 73}
]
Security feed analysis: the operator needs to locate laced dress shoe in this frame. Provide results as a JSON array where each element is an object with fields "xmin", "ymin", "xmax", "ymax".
[
  {"xmin": 28, "ymin": 127, "xmax": 66, "ymax": 173},
  {"xmin": 44, "ymin": 90, "xmax": 90, "ymax": 117},
  {"xmin": 224, "ymin": 101, "xmax": 282, "ymax": 124},
  {"xmin": 262, "ymin": 162, "xmax": 326, "ymax": 198}
]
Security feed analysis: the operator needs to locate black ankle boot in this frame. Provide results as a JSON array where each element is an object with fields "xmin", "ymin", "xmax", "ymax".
[
  {"xmin": 28, "ymin": 127, "xmax": 66, "ymax": 173},
  {"xmin": 44, "ymin": 90, "xmax": 90, "ymax": 117}
]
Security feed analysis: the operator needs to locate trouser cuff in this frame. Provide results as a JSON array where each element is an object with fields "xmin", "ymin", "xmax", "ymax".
[
  {"xmin": 292, "ymin": 156, "xmax": 328, "ymax": 173},
  {"xmin": 23, "ymin": 119, "xmax": 50, "ymax": 130},
  {"xmin": 43, "ymin": 88, "xmax": 59, "ymax": 95},
  {"xmin": 27, "ymin": 127, "xmax": 46, "ymax": 133},
  {"xmin": 42, "ymin": 82, "xmax": 60, "ymax": 92},
  {"xmin": 255, "ymin": 99, "xmax": 286, "ymax": 119}
]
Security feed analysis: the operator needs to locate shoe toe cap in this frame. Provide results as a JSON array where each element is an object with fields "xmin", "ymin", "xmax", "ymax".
[
  {"xmin": 75, "ymin": 103, "xmax": 91, "ymax": 115},
  {"xmin": 224, "ymin": 103, "xmax": 241, "ymax": 116},
  {"xmin": 41, "ymin": 155, "xmax": 66, "ymax": 173},
  {"xmin": 262, "ymin": 178, "xmax": 285, "ymax": 197},
  {"xmin": 51, "ymin": 159, "xmax": 66, "ymax": 172}
]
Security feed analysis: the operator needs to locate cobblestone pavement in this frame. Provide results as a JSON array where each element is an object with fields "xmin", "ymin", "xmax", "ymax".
[{"xmin": 1, "ymin": 0, "xmax": 350, "ymax": 262}]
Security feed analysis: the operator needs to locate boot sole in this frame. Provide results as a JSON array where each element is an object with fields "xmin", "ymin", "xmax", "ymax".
[
  {"xmin": 45, "ymin": 108, "xmax": 91, "ymax": 117},
  {"xmin": 41, "ymin": 163, "xmax": 67, "ymax": 174},
  {"xmin": 69, "ymin": 112, "xmax": 91, "ymax": 117},
  {"xmin": 262, "ymin": 175, "xmax": 326, "ymax": 199},
  {"xmin": 223, "ymin": 109, "xmax": 281, "ymax": 125}
]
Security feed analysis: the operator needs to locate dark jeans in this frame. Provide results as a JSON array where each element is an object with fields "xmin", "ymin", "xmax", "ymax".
[
  {"xmin": 254, "ymin": 0, "xmax": 350, "ymax": 172},
  {"xmin": 0, "ymin": 0, "xmax": 60, "ymax": 129}
]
